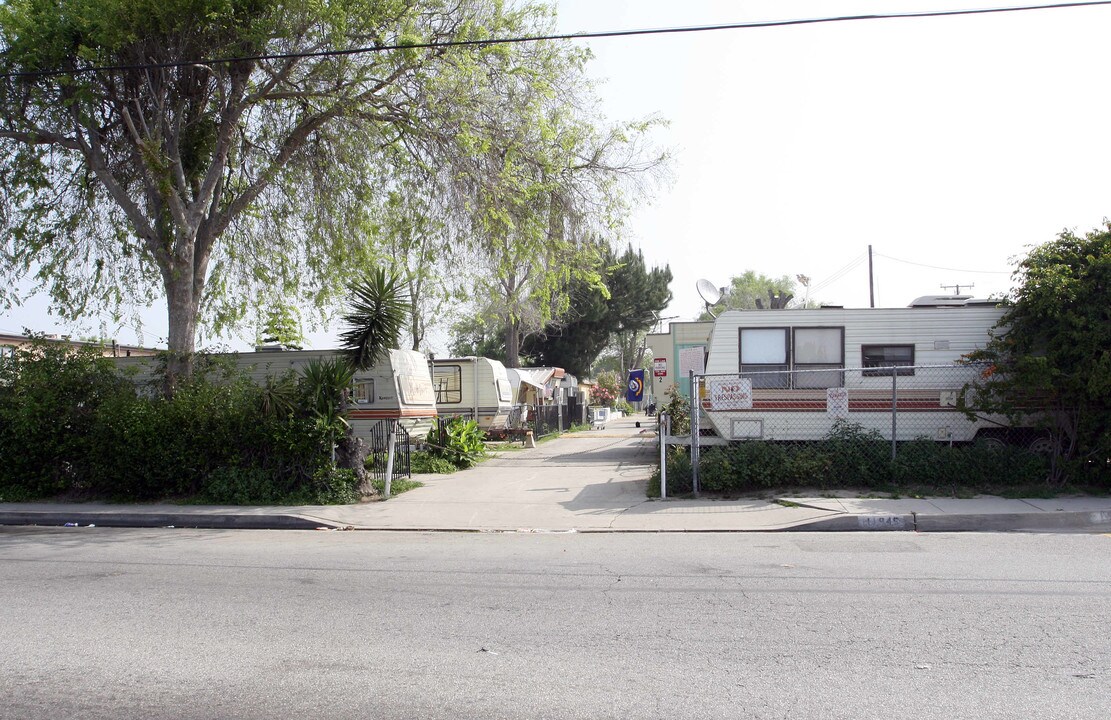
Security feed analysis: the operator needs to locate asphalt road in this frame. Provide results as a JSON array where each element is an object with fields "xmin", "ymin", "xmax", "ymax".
[{"xmin": 1, "ymin": 527, "xmax": 1109, "ymax": 719}]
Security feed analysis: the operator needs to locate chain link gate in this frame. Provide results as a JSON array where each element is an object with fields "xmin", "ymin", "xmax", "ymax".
[{"xmin": 657, "ymin": 364, "xmax": 1051, "ymax": 495}]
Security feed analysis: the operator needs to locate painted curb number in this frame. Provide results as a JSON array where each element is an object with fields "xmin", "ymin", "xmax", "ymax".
[{"xmin": 858, "ymin": 515, "xmax": 906, "ymax": 530}]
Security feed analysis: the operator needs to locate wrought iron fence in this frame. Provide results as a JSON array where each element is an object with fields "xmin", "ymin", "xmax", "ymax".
[
  {"xmin": 657, "ymin": 364, "xmax": 1052, "ymax": 494},
  {"xmin": 366, "ymin": 420, "xmax": 411, "ymax": 482}
]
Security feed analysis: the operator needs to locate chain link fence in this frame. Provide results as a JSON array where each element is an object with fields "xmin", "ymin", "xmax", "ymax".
[{"xmin": 656, "ymin": 364, "xmax": 1052, "ymax": 495}]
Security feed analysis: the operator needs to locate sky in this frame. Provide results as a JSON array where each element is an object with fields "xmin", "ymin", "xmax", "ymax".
[{"xmin": 3, "ymin": 0, "xmax": 1111, "ymax": 350}]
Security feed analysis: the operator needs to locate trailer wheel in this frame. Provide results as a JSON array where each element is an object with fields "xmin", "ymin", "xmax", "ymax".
[
  {"xmin": 973, "ymin": 430, "xmax": 1008, "ymax": 449},
  {"xmin": 1026, "ymin": 435, "xmax": 1055, "ymax": 454}
]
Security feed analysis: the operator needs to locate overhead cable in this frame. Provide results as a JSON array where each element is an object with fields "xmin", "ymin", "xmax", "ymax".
[{"xmin": 2, "ymin": 1, "xmax": 1110, "ymax": 79}]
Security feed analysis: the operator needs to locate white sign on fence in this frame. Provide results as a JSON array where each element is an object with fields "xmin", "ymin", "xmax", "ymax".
[
  {"xmin": 708, "ymin": 376, "xmax": 753, "ymax": 410},
  {"xmin": 826, "ymin": 387, "xmax": 849, "ymax": 418}
]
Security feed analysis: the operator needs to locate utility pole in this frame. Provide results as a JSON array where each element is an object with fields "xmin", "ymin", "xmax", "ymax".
[{"xmin": 868, "ymin": 245, "xmax": 875, "ymax": 308}]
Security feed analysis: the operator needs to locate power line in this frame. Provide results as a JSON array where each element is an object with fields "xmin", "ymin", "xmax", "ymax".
[
  {"xmin": 2, "ymin": 1, "xmax": 1110, "ymax": 80},
  {"xmin": 810, "ymin": 253, "xmax": 867, "ymax": 295},
  {"xmin": 874, "ymin": 252, "xmax": 1011, "ymax": 274}
]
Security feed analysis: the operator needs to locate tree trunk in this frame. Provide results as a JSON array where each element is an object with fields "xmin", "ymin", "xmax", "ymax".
[
  {"xmin": 164, "ymin": 268, "xmax": 201, "ymax": 395},
  {"xmin": 504, "ymin": 320, "xmax": 521, "ymax": 368}
]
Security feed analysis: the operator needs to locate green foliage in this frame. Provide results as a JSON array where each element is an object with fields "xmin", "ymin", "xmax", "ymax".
[
  {"xmin": 410, "ymin": 451, "xmax": 458, "ymax": 474},
  {"xmin": 339, "ymin": 269, "xmax": 409, "ymax": 370},
  {"xmin": 447, "ymin": 315, "xmax": 507, "ymax": 363},
  {"xmin": 299, "ymin": 356, "xmax": 355, "ymax": 448},
  {"xmin": 660, "ymin": 419, "xmax": 1051, "ymax": 497},
  {"xmin": 961, "ymin": 224, "xmax": 1111, "ymax": 485},
  {"xmin": 427, "ymin": 416, "xmax": 487, "ymax": 469},
  {"xmin": 697, "ymin": 270, "xmax": 819, "ymax": 319},
  {"xmin": 371, "ymin": 477, "xmax": 424, "ymax": 496},
  {"xmin": 614, "ymin": 399, "xmax": 634, "ymax": 416},
  {"xmin": 258, "ymin": 305, "xmax": 305, "ymax": 350},
  {"xmin": 0, "ymin": 0, "xmax": 663, "ymax": 379},
  {"xmin": 593, "ymin": 370, "xmax": 624, "ymax": 408},
  {"xmin": 522, "ymin": 244, "xmax": 673, "ymax": 377},
  {"xmin": 0, "ymin": 343, "xmax": 365, "ymax": 503},
  {"xmin": 659, "ymin": 383, "xmax": 690, "ymax": 436},
  {"xmin": 0, "ymin": 337, "xmax": 131, "ymax": 496}
]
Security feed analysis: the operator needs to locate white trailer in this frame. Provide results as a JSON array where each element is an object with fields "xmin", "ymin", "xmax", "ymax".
[
  {"xmin": 115, "ymin": 348, "xmax": 439, "ymax": 441},
  {"xmin": 431, "ymin": 357, "xmax": 514, "ymax": 431},
  {"xmin": 699, "ymin": 298, "xmax": 1034, "ymax": 445}
]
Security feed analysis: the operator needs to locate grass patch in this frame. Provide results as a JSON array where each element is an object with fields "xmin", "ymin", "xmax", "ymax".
[
  {"xmin": 410, "ymin": 451, "xmax": 458, "ymax": 474},
  {"xmin": 371, "ymin": 477, "xmax": 424, "ymax": 496}
]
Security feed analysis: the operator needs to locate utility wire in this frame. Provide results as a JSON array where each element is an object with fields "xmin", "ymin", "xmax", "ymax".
[
  {"xmin": 2, "ymin": 1, "xmax": 1110, "ymax": 79},
  {"xmin": 874, "ymin": 252, "xmax": 1011, "ymax": 274},
  {"xmin": 809, "ymin": 253, "xmax": 867, "ymax": 294}
]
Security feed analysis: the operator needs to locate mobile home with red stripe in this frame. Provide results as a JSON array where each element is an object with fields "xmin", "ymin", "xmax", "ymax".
[{"xmin": 700, "ymin": 297, "xmax": 1039, "ymax": 446}]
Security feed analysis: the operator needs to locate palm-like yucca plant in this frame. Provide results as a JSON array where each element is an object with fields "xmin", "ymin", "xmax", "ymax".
[
  {"xmin": 300, "ymin": 358, "xmax": 357, "ymax": 464},
  {"xmin": 339, "ymin": 269, "xmax": 410, "ymax": 371}
]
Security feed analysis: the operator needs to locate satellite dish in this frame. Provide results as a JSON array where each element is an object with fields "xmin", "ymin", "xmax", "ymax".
[{"xmin": 697, "ymin": 279, "xmax": 723, "ymax": 318}]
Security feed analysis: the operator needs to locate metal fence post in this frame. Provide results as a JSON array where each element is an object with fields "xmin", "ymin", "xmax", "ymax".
[
  {"xmin": 890, "ymin": 365, "xmax": 898, "ymax": 461},
  {"xmin": 383, "ymin": 419, "xmax": 398, "ymax": 499},
  {"xmin": 659, "ymin": 412, "xmax": 668, "ymax": 500},
  {"xmin": 690, "ymin": 371, "xmax": 700, "ymax": 497}
]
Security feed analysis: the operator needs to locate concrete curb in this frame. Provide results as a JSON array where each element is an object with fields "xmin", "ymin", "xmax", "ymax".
[
  {"xmin": 0, "ymin": 511, "xmax": 342, "ymax": 531},
  {"xmin": 790, "ymin": 509, "xmax": 1111, "ymax": 533},
  {"xmin": 4, "ymin": 510, "xmax": 1110, "ymax": 534}
]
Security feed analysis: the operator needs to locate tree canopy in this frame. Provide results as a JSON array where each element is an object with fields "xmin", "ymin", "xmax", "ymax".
[
  {"xmin": 0, "ymin": 0, "xmax": 662, "ymax": 384},
  {"xmin": 962, "ymin": 223, "xmax": 1111, "ymax": 484},
  {"xmin": 521, "ymin": 244, "xmax": 672, "ymax": 377},
  {"xmin": 697, "ymin": 270, "xmax": 818, "ymax": 320}
]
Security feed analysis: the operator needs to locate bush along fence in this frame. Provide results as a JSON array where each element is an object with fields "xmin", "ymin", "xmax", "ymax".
[
  {"xmin": 655, "ymin": 364, "xmax": 1057, "ymax": 497},
  {"xmin": 0, "ymin": 340, "xmax": 371, "ymax": 504}
]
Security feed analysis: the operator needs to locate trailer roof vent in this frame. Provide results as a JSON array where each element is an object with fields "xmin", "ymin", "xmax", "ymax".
[{"xmin": 909, "ymin": 295, "xmax": 972, "ymax": 308}]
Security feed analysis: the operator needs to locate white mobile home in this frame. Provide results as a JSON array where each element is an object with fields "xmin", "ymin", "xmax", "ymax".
[
  {"xmin": 115, "ymin": 348, "xmax": 438, "ymax": 441},
  {"xmin": 431, "ymin": 357, "xmax": 513, "ymax": 431},
  {"xmin": 700, "ymin": 297, "xmax": 1028, "ymax": 444}
]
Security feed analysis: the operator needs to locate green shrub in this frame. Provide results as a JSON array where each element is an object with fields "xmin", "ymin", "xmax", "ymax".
[
  {"xmin": 0, "ymin": 338, "xmax": 131, "ymax": 496},
  {"xmin": 0, "ymin": 344, "xmax": 343, "ymax": 502},
  {"xmin": 371, "ymin": 477, "xmax": 424, "ymax": 496},
  {"xmin": 202, "ymin": 466, "xmax": 288, "ymax": 505},
  {"xmin": 427, "ymin": 417, "xmax": 487, "ymax": 468},
  {"xmin": 648, "ymin": 447, "xmax": 693, "ymax": 497},
  {"xmin": 670, "ymin": 419, "xmax": 1056, "ymax": 497},
  {"xmin": 293, "ymin": 467, "xmax": 360, "ymax": 505},
  {"xmin": 410, "ymin": 451, "xmax": 458, "ymax": 474}
]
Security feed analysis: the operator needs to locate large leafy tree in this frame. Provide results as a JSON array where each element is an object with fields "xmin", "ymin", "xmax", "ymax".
[
  {"xmin": 0, "ymin": 0, "xmax": 656, "ymax": 386},
  {"xmin": 522, "ymin": 244, "xmax": 672, "ymax": 377},
  {"xmin": 961, "ymin": 224, "xmax": 1111, "ymax": 484}
]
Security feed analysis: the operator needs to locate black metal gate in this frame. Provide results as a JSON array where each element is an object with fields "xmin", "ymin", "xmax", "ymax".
[{"xmin": 367, "ymin": 421, "xmax": 411, "ymax": 482}]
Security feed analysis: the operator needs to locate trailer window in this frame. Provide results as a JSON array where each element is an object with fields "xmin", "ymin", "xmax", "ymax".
[
  {"xmin": 862, "ymin": 344, "xmax": 915, "ymax": 376},
  {"xmin": 352, "ymin": 380, "xmax": 375, "ymax": 404},
  {"xmin": 793, "ymin": 327, "xmax": 844, "ymax": 388},
  {"xmin": 496, "ymin": 378, "xmax": 512, "ymax": 403},
  {"xmin": 433, "ymin": 365, "xmax": 463, "ymax": 404},
  {"xmin": 739, "ymin": 328, "xmax": 789, "ymax": 388}
]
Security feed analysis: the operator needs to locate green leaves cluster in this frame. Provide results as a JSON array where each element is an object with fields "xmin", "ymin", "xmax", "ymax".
[
  {"xmin": 0, "ymin": 0, "xmax": 664, "ymax": 379},
  {"xmin": 961, "ymin": 223, "xmax": 1111, "ymax": 484},
  {"xmin": 697, "ymin": 270, "xmax": 816, "ymax": 320},
  {"xmin": 426, "ymin": 416, "xmax": 487, "ymax": 469},
  {"xmin": 0, "ymin": 337, "xmax": 361, "ymax": 502},
  {"xmin": 522, "ymin": 244, "xmax": 673, "ymax": 377}
]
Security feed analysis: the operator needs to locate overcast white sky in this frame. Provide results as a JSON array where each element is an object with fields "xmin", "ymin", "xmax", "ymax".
[{"xmin": 4, "ymin": 0, "xmax": 1111, "ymax": 349}]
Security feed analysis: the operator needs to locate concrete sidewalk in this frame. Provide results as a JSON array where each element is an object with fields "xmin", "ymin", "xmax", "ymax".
[{"xmin": 2, "ymin": 415, "xmax": 1110, "ymax": 533}]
